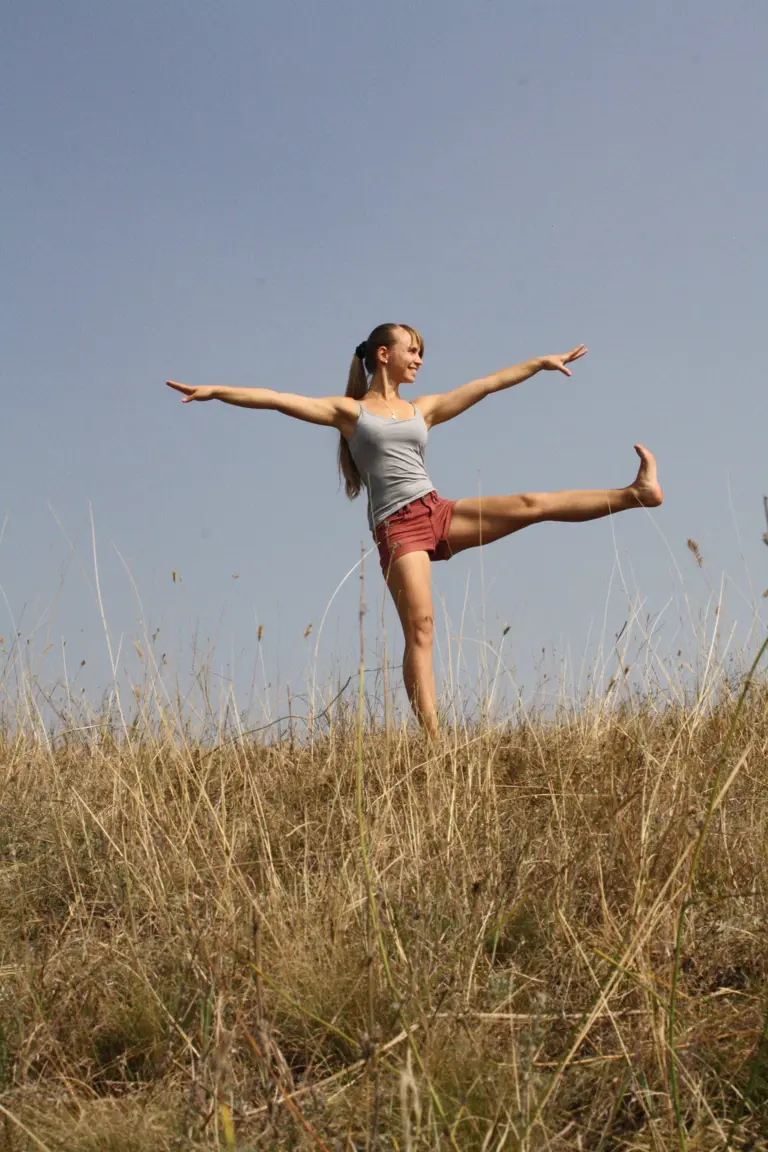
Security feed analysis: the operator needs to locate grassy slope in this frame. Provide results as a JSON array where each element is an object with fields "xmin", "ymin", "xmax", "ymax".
[{"xmin": 1, "ymin": 677, "xmax": 767, "ymax": 1151}]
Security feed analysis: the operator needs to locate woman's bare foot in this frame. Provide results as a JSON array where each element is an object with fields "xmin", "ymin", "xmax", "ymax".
[{"xmin": 628, "ymin": 444, "xmax": 663, "ymax": 508}]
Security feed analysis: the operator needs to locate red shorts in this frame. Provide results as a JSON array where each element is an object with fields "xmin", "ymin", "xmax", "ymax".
[{"xmin": 373, "ymin": 491, "xmax": 457, "ymax": 575}]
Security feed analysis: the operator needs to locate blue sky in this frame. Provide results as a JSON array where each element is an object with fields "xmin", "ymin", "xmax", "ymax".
[{"xmin": 2, "ymin": 0, "xmax": 766, "ymax": 724}]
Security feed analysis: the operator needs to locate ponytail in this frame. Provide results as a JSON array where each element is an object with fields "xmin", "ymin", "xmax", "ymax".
[
  {"xmin": 337, "ymin": 354, "xmax": 369, "ymax": 500},
  {"xmin": 337, "ymin": 323, "xmax": 424, "ymax": 501}
]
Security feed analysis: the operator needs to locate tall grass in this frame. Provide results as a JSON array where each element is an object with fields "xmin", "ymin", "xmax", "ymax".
[{"xmin": 0, "ymin": 580, "xmax": 767, "ymax": 1150}]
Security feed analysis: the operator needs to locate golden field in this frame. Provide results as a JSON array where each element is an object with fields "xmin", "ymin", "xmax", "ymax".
[{"xmin": 1, "ymin": 635, "xmax": 767, "ymax": 1150}]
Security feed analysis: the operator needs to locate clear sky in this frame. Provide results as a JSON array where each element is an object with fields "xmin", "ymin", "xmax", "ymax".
[{"xmin": 2, "ymin": 0, "xmax": 766, "ymax": 725}]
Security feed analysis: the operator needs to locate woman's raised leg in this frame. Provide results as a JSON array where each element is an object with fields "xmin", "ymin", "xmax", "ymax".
[
  {"xmin": 447, "ymin": 444, "xmax": 662, "ymax": 553},
  {"xmin": 384, "ymin": 550, "xmax": 439, "ymax": 738}
]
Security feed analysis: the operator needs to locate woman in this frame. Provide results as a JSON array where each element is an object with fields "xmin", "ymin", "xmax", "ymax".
[{"xmin": 167, "ymin": 323, "xmax": 662, "ymax": 736}]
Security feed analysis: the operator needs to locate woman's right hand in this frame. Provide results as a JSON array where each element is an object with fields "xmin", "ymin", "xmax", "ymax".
[{"xmin": 166, "ymin": 380, "xmax": 216, "ymax": 403}]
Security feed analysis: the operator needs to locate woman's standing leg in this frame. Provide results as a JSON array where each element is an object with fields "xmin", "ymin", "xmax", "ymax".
[
  {"xmin": 447, "ymin": 444, "xmax": 662, "ymax": 553},
  {"xmin": 384, "ymin": 551, "xmax": 439, "ymax": 738}
]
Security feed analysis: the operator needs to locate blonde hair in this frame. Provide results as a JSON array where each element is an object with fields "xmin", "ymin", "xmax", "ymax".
[{"xmin": 337, "ymin": 323, "xmax": 425, "ymax": 500}]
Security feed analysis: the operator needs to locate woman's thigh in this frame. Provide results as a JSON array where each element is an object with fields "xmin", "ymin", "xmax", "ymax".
[
  {"xmin": 447, "ymin": 494, "xmax": 542, "ymax": 553},
  {"xmin": 384, "ymin": 549, "xmax": 434, "ymax": 634}
]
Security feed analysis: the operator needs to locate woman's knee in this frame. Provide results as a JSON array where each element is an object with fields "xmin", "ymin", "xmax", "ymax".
[
  {"xmin": 515, "ymin": 492, "xmax": 547, "ymax": 522},
  {"xmin": 405, "ymin": 613, "xmax": 434, "ymax": 650}
]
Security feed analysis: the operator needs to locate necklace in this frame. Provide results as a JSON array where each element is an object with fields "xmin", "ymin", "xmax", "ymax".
[{"xmin": 365, "ymin": 390, "xmax": 400, "ymax": 419}]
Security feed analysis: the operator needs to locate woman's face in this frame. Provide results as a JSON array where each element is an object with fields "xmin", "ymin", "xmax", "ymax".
[{"xmin": 379, "ymin": 327, "xmax": 423, "ymax": 386}]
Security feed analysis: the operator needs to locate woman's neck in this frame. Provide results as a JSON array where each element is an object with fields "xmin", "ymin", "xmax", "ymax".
[{"xmin": 368, "ymin": 370, "xmax": 400, "ymax": 402}]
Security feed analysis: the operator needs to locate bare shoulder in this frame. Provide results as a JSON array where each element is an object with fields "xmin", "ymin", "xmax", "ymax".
[
  {"xmin": 333, "ymin": 396, "xmax": 360, "ymax": 417},
  {"xmin": 412, "ymin": 378, "xmax": 490, "ymax": 428}
]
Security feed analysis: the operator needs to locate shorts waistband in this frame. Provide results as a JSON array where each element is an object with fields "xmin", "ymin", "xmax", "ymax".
[{"xmin": 384, "ymin": 491, "xmax": 438, "ymax": 523}]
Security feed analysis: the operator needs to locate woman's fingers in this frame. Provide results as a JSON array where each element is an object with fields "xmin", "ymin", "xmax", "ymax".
[
  {"xmin": 168, "ymin": 382, "xmax": 216, "ymax": 402},
  {"xmin": 166, "ymin": 380, "xmax": 203, "ymax": 402},
  {"xmin": 553, "ymin": 346, "xmax": 587, "ymax": 373},
  {"xmin": 541, "ymin": 346, "xmax": 587, "ymax": 375},
  {"xmin": 166, "ymin": 379, "xmax": 193, "ymax": 395},
  {"xmin": 566, "ymin": 344, "xmax": 588, "ymax": 362},
  {"xmin": 545, "ymin": 345, "xmax": 587, "ymax": 375}
]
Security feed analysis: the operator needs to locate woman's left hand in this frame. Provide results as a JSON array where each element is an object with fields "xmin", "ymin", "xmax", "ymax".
[{"xmin": 539, "ymin": 345, "xmax": 588, "ymax": 376}]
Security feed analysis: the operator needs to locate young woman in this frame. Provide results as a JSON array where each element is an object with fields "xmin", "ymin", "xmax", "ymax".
[{"xmin": 167, "ymin": 323, "xmax": 662, "ymax": 737}]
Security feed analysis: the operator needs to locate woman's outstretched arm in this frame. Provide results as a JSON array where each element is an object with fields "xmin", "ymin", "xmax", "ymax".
[
  {"xmin": 166, "ymin": 381, "xmax": 359, "ymax": 430},
  {"xmin": 415, "ymin": 344, "xmax": 587, "ymax": 428}
]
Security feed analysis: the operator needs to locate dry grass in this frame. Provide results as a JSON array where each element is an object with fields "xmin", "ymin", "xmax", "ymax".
[{"xmin": 1, "ymin": 637, "xmax": 768, "ymax": 1150}]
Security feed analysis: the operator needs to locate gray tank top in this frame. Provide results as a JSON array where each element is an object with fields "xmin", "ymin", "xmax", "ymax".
[{"xmin": 347, "ymin": 402, "xmax": 435, "ymax": 531}]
